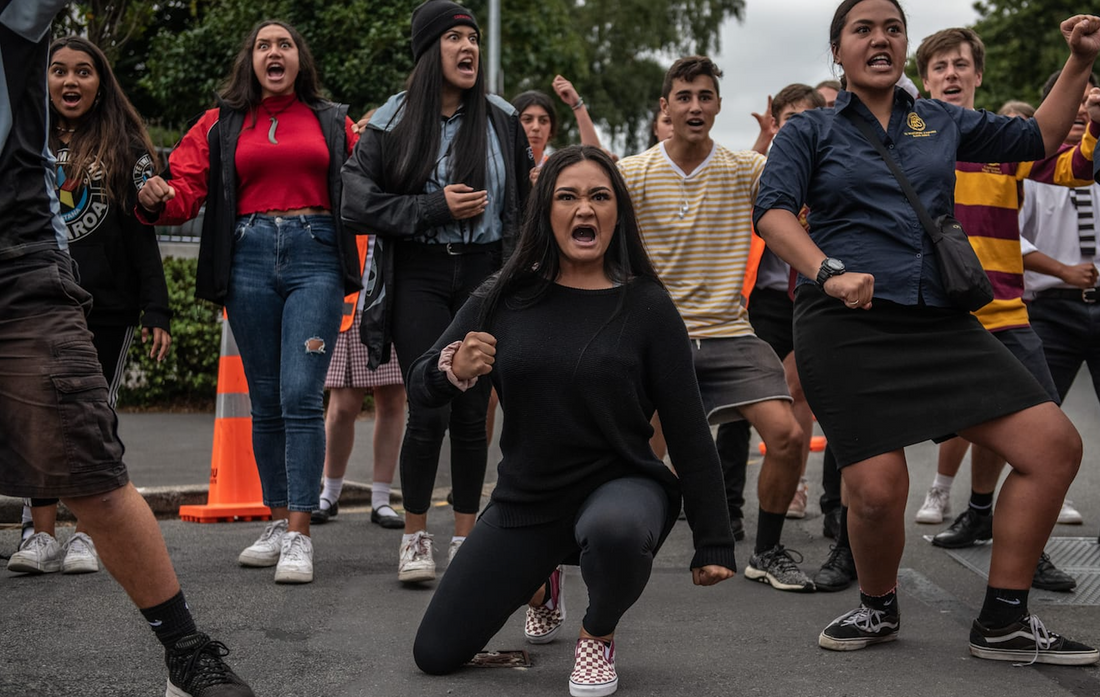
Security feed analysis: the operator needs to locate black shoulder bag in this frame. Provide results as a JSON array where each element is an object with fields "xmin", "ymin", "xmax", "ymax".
[{"xmin": 846, "ymin": 113, "xmax": 994, "ymax": 312}]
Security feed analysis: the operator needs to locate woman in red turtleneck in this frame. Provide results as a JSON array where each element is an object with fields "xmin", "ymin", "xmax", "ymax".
[{"xmin": 137, "ymin": 20, "xmax": 361, "ymax": 586}]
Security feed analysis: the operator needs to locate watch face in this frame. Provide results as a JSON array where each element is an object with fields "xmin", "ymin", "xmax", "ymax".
[{"xmin": 824, "ymin": 258, "xmax": 845, "ymax": 273}]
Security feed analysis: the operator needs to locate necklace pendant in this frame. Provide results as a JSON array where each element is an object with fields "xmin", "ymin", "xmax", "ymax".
[{"xmin": 267, "ymin": 117, "xmax": 279, "ymax": 145}]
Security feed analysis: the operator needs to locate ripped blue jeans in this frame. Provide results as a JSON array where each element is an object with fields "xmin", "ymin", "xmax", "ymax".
[{"xmin": 224, "ymin": 214, "xmax": 344, "ymax": 511}]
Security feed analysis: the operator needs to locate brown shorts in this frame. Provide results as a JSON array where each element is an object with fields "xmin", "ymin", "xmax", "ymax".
[{"xmin": 0, "ymin": 249, "xmax": 129, "ymax": 498}]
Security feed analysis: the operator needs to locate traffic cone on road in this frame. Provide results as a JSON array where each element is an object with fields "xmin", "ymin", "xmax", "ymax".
[{"xmin": 180, "ymin": 316, "xmax": 271, "ymax": 523}]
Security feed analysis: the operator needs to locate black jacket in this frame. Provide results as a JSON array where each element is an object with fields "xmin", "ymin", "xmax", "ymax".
[
  {"xmin": 340, "ymin": 94, "xmax": 534, "ymax": 368},
  {"xmin": 165, "ymin": 97, "xmax": 360, "ymax": 304}
]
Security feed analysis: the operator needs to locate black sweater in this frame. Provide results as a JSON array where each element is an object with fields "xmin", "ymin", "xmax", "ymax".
[{"xmin": 408, "ymin": 278, "xmax": 737, "ymax": 572}]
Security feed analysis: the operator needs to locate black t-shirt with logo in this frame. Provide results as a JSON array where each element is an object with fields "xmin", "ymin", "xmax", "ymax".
[{"xmin": 0, "ymin": 0, "xmax": 70, "ymax": 260}]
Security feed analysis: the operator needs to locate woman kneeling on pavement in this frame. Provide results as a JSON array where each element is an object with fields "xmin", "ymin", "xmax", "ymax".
[{"xmin": 408, "ymin": 145, "xmax": 737, "ymax": 696}]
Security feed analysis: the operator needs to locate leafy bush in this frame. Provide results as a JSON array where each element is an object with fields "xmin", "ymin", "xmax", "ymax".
[{"xmin": 119, "ymin": 256, "xmax": 220, "ymax": 410}]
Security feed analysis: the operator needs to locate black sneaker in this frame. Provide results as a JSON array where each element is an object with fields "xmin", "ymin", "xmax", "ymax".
[
  {"xmin": 823, "ymin": 507, "xmax": 841, "ymax": 540},
  {"xmin": 931, "ymin": 508, "xmax": 992, "ymax": 549},
  {"xmin": 730, "ymin": 517, "xmax": 745, "ymax": 542},
  {"xmin": 969, "ymin": 615, "xmax": 1099, "ymax": 665},
  {"xmin": 814, "ymin": 544, "xmax": 857, "ymax": 592},
  {"xmin": 309, "ymin": 499, "xmax": 338, "ymax": 525},
  {"xmin": 166, "ymin": 633, "xmax": 254, "ymax": 697},
  {"xmin": 819, "ymin": 604, "xmax": 900, "ymax": 651},
  {"xmin": 1032, "ymin": 552, "xmax": 1076, "ymax": 592},
  {"xmin": 745, "ymin": 544, "xmax": 815, "ymax": 592}
]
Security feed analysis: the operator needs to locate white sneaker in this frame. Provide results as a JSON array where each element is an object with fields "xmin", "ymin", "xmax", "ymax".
[
  {"xmin": 238, "ymin": 519, "xmax": 288, "ymax": 567},
  {"xmin": 7, "ymin": 532, "xmax": 62, "ymax": 574},
  {"xmin": 61, "ymin": 532, "xmax": 100, "ymax": 574},
  {"xmin": 1058, "ymin": 500, "xmax": 1084, "ymax": 525},
  {"xmin": 274, "ymin": 532, "xmax": 314, "ymax": 584},
  {"xmin": 398, "ymin": 531, "xmax": 436, "ymax": 583},
  {"xmin": 448, "ymin": 537, "xmax": 464, "ymax": 563},
  {"xmin": 915, "ymin": 485, "xmax": 951, "ymax": 524}
]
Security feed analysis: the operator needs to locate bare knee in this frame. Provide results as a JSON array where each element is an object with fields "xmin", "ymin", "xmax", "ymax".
[
  {"xmin": 764, "ymin": 419, "xmax": 804, "ymax": 463},
  {"xmin": 848, "ymin": 485, "xmax": 905, "ymax": 525},
  {"xmin": 304, "ymin": 337, "xmax": 326, "ymax": 354},
  {"xmin": 61, "ymin": 483, "xmax": 136, "ymax": 525}
]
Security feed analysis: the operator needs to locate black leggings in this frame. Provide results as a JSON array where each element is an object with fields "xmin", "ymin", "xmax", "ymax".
[
  {"xmin": 391, "ymin": 244, "xmax": 495, "ymax": 515},
  {"xmin": 414, "ymin": 476, "xmax": 669, "ymax": 675}
]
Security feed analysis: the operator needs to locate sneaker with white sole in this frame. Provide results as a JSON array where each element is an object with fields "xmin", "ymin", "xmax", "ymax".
[
  {"xmin": 165, "ymin": 632, "xmax": 255, "ymax": 696},
  {"xmin": 569, "ymin": 638, "xmax": 617, "ymax": 697},
  {"xmin": 274, "ymin": 532, "xmax": 313, "ymax": 584},
  {"xmin": 448, "ymin": 537, "xmax": 464, "ymax": 563},
  {"xmin": 1058, "ymin": 500, "xmax": 1083, "ymax": 525},
  {"xmin": 525, "ymin": 566, "xmax": 566, "ymax": 644},
  {"xmin": 969, "ymin": 614, "xmax": 1099, "ymax": 665},
  {"xmin": 238, "ymin": 519, "xmax": 287, "ymax": 567},
  {"xmin": 915, "ymin": 485, "xmax": 951, "ymax": 524},
  {"xmin": 398, "ymin": 531, "xmax": 436, "ymax": 583},
  {"xmin": 745, "ymin": 544, "xmax": 815, "ymax": 592},
  {"xmin": 62, "ymin": 532, "xmax": 100, "ymax": 574},
  {"xmin": 819, "ymin": 604, "xmax": 900, "ymax": 651},
  {"xmin": 7, "ymin": 532, "xmax": 62, "ymax": 574},
  {"xmin": 786, "ymin": 478, "xmax": 809, "ymax": 519}
]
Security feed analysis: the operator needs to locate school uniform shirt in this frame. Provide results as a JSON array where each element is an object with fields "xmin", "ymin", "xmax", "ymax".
[
  {"xmin": 1020, "ymin": 178, "xmax": 1100, "ymax": 297},
  {"xmin": 753, "ymin": 87, "xmax": 1046, "ymax": 307}
]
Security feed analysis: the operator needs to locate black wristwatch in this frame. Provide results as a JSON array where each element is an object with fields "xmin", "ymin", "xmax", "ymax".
[{"xmin": 816, "ymin": 258, "xmax": 846, "ymax": 287}]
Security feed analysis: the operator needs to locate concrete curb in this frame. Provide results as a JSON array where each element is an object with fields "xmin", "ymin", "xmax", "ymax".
[{"xmin": 0, "ymin": 480, "xmax": 398, "ymax": 523}]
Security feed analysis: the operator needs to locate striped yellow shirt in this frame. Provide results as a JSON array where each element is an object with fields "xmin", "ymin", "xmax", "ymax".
[{"xmin": 618, "ymin": 142, "xmax": 765, "ymax": 338}]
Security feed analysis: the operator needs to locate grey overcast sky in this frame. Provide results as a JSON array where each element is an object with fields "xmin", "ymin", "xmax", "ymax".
[{"xmin": 706, "ymin": 0, "xmax": 982, "ymax": 150}]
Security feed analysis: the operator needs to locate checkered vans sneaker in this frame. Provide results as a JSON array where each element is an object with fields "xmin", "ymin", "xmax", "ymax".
[
  {"xmin": 970, "ymin": 614, "xmax": 1099, "ymax": 666},
  {"xmin": 525, "ymin": 566, "xmax": 566, "ymax": 644},
  {"xmin": 569, "ymin": 638, "xmax": 617, "ymax": 697},
  {"xmin": 819, "ymin": 604, "xmax": 900, "ymax": 651}
]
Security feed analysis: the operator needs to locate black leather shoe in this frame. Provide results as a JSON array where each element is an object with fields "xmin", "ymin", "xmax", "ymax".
[
  {"xmin": 932, "ymin": 508, "xmax": 992, "ymax": 549},
  {"xmin": 814, "ymin": 544, "xmax": 857, "ymax": 592},
  {"xmin": 823, "ymin": 507, "xmax": 841, "ymax": 540},
  {"xmin": 310, "ymin": 499, "xmax": 338, "ymax": 525},
  {"xmin": 730, "ymin": 517, "xmax": 745, "ymax": 542},
  {"xmin": 1032, "ymin": 551, "xmax": 1076, "ymax": 592},
  {"xmin": 371, "ymin": 504, "xmax": 405, "ymax": 529}
]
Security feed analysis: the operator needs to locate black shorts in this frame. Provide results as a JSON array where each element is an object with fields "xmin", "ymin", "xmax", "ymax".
[
  {"xmin": 748, "ymin": 287, "xmax": 794, "ymax": 359},
  {"xmin": 0, "ymin": 249, "xmax": 129, "ymax": 498}
]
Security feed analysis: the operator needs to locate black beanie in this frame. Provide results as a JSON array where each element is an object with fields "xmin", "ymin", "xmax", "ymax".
[{"xmin": 411, "ymin": 1, "xmax": 480, "ymax": 62}]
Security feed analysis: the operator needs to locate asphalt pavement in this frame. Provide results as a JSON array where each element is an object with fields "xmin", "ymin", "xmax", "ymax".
[{"xmin": 3, "ymin": 372, "xmax": 1100, "ymax": 696}]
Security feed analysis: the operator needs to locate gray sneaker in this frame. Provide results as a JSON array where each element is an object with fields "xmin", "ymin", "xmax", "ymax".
[
  {"xmin": 274, "ymin": 532, "xmax": 313, "ymax": 584},
  {"xmin": 62, "ymin": 532, "xmax": 100, "ymax": 574},
  {"xmin": 744, "ymin": 544, "xmax": 815, "ymax": 592},
  {"xmin": 398, "ymin": 531, "xmax": 436, "ymax": 583},
  {"xmin": 7, "ymin": 532, "xmax": 62, "ymax": 574},
  {"xmin": 238, "ymin": 519, "xmax": 288, "ymax": 567}
]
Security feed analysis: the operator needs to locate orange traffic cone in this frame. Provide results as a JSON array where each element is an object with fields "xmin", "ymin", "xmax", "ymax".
[
  {"xmin": 758, "ymin": 435, "xmax": 827, "ymax": 456},
  {"xmin": 180, "ymin": 316, "xmax": 271, "ymax": 523}
]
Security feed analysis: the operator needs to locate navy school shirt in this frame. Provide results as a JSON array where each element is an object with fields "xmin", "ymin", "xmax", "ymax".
[{"xmin": 752, "ymin": 88, "xmax": 1046, "ymax": 308}]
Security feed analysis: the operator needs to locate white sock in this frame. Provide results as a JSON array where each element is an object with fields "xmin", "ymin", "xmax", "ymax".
[
  {"xmin": 932, "ymin": 474, "xmax": 954, "ymax": 491},
  {"xmin": 372, "ymin": 482, "xmax": 392, "ymax": 511},
  {"xmin": 451, "ymin": 536, "xmax": 466, "ymax": 545},
  {"xmin": 320, "ymin": 477, "xmax": 344, "ymax": 509},
  {"xmin": 21, "ymin": 504, "xmax": 34, "ymax": 540}
]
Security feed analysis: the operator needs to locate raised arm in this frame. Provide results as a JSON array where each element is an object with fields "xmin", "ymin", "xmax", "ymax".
[
  {"xmin": 1033, "ymin": 15, "xmax": 1100, "ymax": 156},
  {"xmin": 552, "ymin": 75, "xmax": 604, "ymax": 150}
]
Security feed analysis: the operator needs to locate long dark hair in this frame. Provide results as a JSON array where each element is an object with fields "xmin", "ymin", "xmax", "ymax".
[
  {"xmin": 48, "ymin": 37, "xmax": 159, "ymax": 206},
  {"xmin": 387, "ymin": 38, "xmax": 488, "ymax": 196},
  {"xmin": 219, "ymin": 20, "xmax": 325, "ymax": 118},
  {"xmin": 477, "ymin": 145, "xmax": 662, "ymax": 328}
]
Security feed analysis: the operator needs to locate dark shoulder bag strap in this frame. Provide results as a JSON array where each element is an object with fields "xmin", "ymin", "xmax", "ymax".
[{"xmin": 844, "ymin": 113, "xmax": 943, "ymax": 244}]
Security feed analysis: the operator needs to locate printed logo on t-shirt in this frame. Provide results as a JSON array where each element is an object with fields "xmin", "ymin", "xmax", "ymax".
[
  {"xmin": 55, "ymin": 147, "xmax": 108, "ymax": 242},
  {"xmin": 132, "ymin": 153, "xmax": 155, "ymax": 192},
  {"xmin": 906, "ymin": 112, "xmax": 926, "ymax": 132}
]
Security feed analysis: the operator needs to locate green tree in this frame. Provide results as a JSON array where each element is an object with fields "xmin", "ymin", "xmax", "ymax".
[
  {"xmin": 141, "ymin": 0, "xmax": 744, "ymax": 153},
  {"xmin": 970, "ymin": 0, "xmax": 1083, "ymax": 112}
]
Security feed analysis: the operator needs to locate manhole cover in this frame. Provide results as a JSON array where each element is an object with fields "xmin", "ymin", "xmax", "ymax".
[{"xmin": 467, "ymin": 650, "xmax": 532, "ymax": 668}]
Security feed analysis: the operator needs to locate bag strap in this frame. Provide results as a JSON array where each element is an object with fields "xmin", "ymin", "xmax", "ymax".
[{"xmin": 844, "ymin": 111, "xmax": 944, "ymax": 242}]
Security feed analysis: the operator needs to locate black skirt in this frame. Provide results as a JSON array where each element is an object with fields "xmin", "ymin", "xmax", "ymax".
[{"xmin": 792, "ymin": 285, "xmax": 1051, "ymax": 468}]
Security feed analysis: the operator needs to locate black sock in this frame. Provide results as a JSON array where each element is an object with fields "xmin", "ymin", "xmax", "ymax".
[
  {"xmin": 141, "ymin": 590, "xmax": 198, "ymax": 648},
  {"xmin": 968, "ymin": 490, "xmax": 994, "ymax": 516},
  {"xmin": 860, "ymin": 587, "xmax": 898, "ymax": 615},
  {"xmin": 978, "ymin": 586, "xmax": 1028, "ymax": 628},
  {"xmin": 836, "ymin": 506, "xmax": 850, "ymax": 549},
  {"xmin": 755, "ymin": 508, "xmax": 786, "ymax": 553}
]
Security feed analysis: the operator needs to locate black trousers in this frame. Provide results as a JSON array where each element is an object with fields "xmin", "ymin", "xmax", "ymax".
[
  {"xmin": 391, "ymin": 243, "xmax": 496, "ymax": 515},
  {"xmin": 414, "ymin": 477, "xmax": 669, "ymax": 675}
]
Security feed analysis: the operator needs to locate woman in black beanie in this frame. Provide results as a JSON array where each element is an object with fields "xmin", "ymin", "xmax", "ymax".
[{"xmin": 342, "ymin": 0, "xmax": 533, "ymax": 584}]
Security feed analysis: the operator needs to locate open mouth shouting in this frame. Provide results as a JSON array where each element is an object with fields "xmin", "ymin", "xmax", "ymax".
[
  {"xmin": 571, "ymin": 224, "xmax": 598, "ymax": 246},
  {"xmin": 867, "ymin": 52, "xmax": 893, "ymax": 72},
  {"xmin": 457, "ymin": 56, "xmax": 476, "ymax": 78}
]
